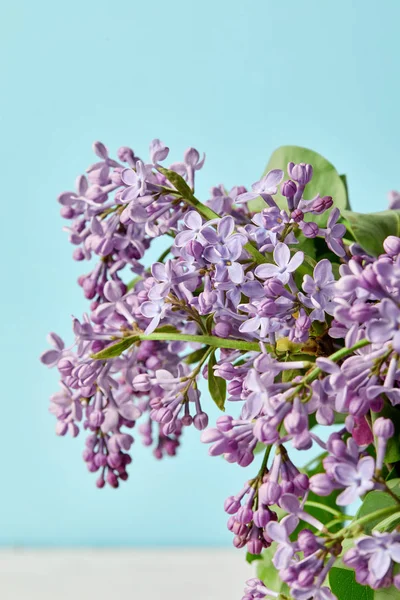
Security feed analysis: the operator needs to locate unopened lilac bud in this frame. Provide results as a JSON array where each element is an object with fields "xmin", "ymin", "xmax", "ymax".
[
  {"xmin": 181, "ymin": 414, "xmax": 193, "ymax": 426},
  {"xmin": 227, "ymin": 378, "xmax": 243, "ymax": 396},
  {"xmin": 280, "ymin": 480, "xmax": 294, "ymax": 494},
  {"xmin": 297, "ymin": 569, "xmax": 315, "ymax": 587},
  {"xmin": 187, "ymin": 239, "xmax": 204, "ymax": 260},
  {"xmin": 288, "ymin": 162, "xmax": 313, "ymax": 185},
  {"xmin": 309, "ymin": 473, "xmax": 334, "ymax": 496},
  {"xmin": 373, "ymin": 417, "xmax": 394, "ymax": 439},
  {"xmin": 108, "ymin": 453, "xmax": 123, "ymax": 469},
  {"xmin": 247, "ymin": 539, "xmax": 263, "ymax": 555},
  {"xmin": 259, "ymin": 481, "xmax": 282, "ymax": 505},
  {"xmin": 294, "ymin": 473, "xmax": 309, "ymax": 492},
  {"xmin": 291, "ymin": 209, "xmax": 304, "ymax": 223},
  {"xmin": 233, "ymin": 536, "xmax": 247, "ymax": 549},
  {"xmin": 54, "ymin": 421, "xmax": 67, "ymax": 436},
  {"xmin": 132, "ymin": 373, "xmax": 152, "ymax": 392},
  {"xmin": 194, "ymin": 411, "xmax": 209, "ymax": 430},
  {"xmin": 348, "ymin": 303, "xmax": 377, "ymax": 322},
  {"xmin": 89, "ymin": 410, "xmax": 105, "ymax": 428},
  {"xmin": 117, "ymin": 146, "xmax": 135, "ymax": 163},
  {"xmin": 383, "ymin": 235, "xmax": 400, "ymax": 257},
  {"xmin": 216, "ymin": 415, "xmax": 233, "ymax": 432},
  {"xmin": 312, "ymin": 195, "xmax": 333, "ymax": 213},
  {"xmin": 107, "ymin": 471, "xmax": 119, "ymax": 488},
  {"xmin": 297, "ymin": 530, "xmax": 319, "ymax": 556},
  {"xmin": 224, "ymin": 496, "xmax": 241, "ymax": 514},
  {"xmin": 254, "ymin": 419, "xmax": 279, "ymax": 444},
  {"xmin": 302, "ymin": 221, "xmax": 319, "ymax": 238},
  {"xmin": 253, "ymin": 508, "xmax": 272, "ymax": 528},
  {"xmin": 94, "ymin": 453, "xmax": 107, "ymax": 468},
  {"xmin": 61, "ymin": 206, "xmax": 75, "ymax": 219},
  {"xmin": 215, "ymin": 363, "xmax": 237, "ymax": 380},
  {"xmin": 281, "ymin": 180, "xmax": 297, "ymax": 198},
  {"xmin": 214, "ymin": 321, "xmax": 232, "ymax": 337},
  {"xmin": 58, "ymin": 358, "xmax": 74, "ymax": 377},
  {"xmin": 96, "ymin": 476, "xmax": 105, "ymax": 489}
]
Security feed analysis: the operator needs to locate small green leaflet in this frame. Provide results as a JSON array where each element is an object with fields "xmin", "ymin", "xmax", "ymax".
[
  {"xmin": 184, "ymin": 346, "xmax": 209, "ymax": 365},
  {"xmin": 341, "ymin": 209, "xmax": 400, "ymax": 256},
  {"xmin": 354, "ymin": 478, "xmax": 400, "ymax": 534},
  {"xmin": 329, "ymin": 567, "xmax": 373, "ymax": 600},
  {"xmin": 92, "ymin": 336, "xmax": 138, "ymax": 360},
  {"xmin": 207, "ymin": 349, "xmax": 226, "ymax": 411}
]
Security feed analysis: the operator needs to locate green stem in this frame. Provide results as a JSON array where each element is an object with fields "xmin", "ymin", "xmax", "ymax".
[
  {"xmin": 303, "ymin": 501, "xmax": 345, "ymax": 518},
  {"xmin": 331, "ymin": 505, "xmax": 400, "ymax": 540},
  {"xmin": 139, "ymin": 332, "xmax": 262, "ymax": 352}
]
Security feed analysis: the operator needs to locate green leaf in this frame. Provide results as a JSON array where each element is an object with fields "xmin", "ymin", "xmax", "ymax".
[
  {"xmin": 249, "ymin": 146, "xmax": 349, "ymax": 225},
  {"xmin": 184, "ymin": 346, "xmax": 208, "ymax": 365},
  {"xmin": 257, "ymin": 544, "xmax": 288, "ymax": 595},
  {"xmin": 371, "ymin": 402, "xmax": 400, "ymax": 463},
  {"xmin": 355, "ymin": 479, "xmax": 400, "ymax": 534},
  {"xmin": 207, "ymin": 350, "xmax": 226, "ymax": 411},
  {"xmin": 246, "ymin": 552, "xmax": 262, "ymax": 564},
  {"xmin": 158, "ymin": 166, "xmax": 195, "ymax": 199},
  {"xmin": 91, "ymin": 336, "xmax": 138, "ymax": 360},
  {"xmin": 329, "ymin": 567, "xmax": 373, "ymax": 600},
  {"xmin": 341, "ymin": 210, "xmax": 400, "ymax": 257}
]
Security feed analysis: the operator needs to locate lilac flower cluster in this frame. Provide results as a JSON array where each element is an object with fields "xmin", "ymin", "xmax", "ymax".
[{"xmin": 42, "ymin": 140, "xmax": 400, "ymax": 599}]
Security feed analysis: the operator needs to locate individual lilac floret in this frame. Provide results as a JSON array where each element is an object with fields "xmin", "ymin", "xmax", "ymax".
[
  {"xmin": 236, "ymin": 170, "xmax": 284, "ymax": 206},
  {"xmin": 242, "ymin": 578, "xmax": 279, "ymax": 599},
  {"xmin": 321, "ymin": 208, "xmax": 346, "ymax": 257},
  {"xmin": 300, "ymin": 259, "xmax": 336, "ymax": 321},
  {"xmin": 344, "ymin": 531, "xmax": 400, "ymax": 587},
  {"xmin": 333, "ymin": 455, "xmax": 375, "ymax": 505},
  {"xmin": 255, "ymin": 243, "xmax": 304, "ymax": 284}
]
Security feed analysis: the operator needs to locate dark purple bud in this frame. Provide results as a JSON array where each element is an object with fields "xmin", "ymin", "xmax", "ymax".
[
  {"xmin": 281, "ymin": 180, "xmax": 297, "ymax": 198},
  {"xmin": 302, "ymin": 221, "xmax": 319, "ymax": 238},
  {"xmin": 233, "ymin": 536, "xmax": 247, "ymax": 549},
  {"xmin": 187, "ymin": 239, "xmax": 204, "ymax": 260},
  {"xmin": 247, "ymin": 539, "xmax": 263, "ymax": 555},
  {"xmin": 106, "ymin": 471, "xmax": 119, "ymax": 488},
  {"xmin": 181, "ymin": 414, "xmax": 193, "ymax": 426},
  {"xmin": 61, "ymin": 206, "xmax": 75, "ymax": 219},
  {"xmin": 312, "ymin": 196, "xmax": 333, "ymax": 214},
  {"xmin": 96, "ymin": 476, "xmax": 106, "ymax": 489},
  {"xmin": 383, "ymin": 235, "xmax": 400, "ymax": 256},
  {"xmin": 291, "ymin": 209, "xmax": 304, "ymax": 223},
  {"xmin": 297, "ymin": 530, "xmax": 319, "ymax": 556}
]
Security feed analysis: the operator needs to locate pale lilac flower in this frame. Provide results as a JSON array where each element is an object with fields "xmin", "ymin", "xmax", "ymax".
[
  {"xmin": 255, "ymin": 243, "xmax": 304, "ymax": 284},
  {"xmin": 333, "ymin": 455, "xmax": 375, "ymax": 505},
  {"xmin": 322, "ymin": 208, "xmax": 346, "ymax": 257},
  {"xmin": 236, "ymin": 169, "xmax": 284, "ymax": 206}
]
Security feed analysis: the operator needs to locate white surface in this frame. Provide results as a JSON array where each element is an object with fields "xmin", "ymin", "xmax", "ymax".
[{"xmin": 0, "ymin": 549, "xmax": 252, "ymax": 599}]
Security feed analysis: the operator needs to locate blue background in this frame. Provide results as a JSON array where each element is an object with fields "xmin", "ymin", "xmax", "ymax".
[{"xmin": 1, "ymin": 0, "xmax": 398, "ymax": 545}]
